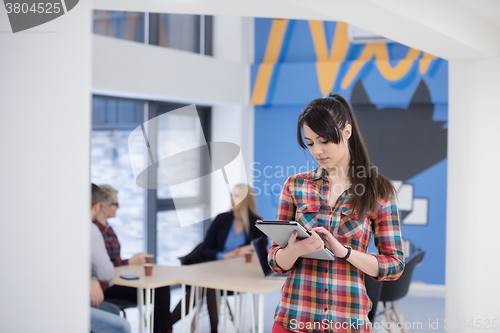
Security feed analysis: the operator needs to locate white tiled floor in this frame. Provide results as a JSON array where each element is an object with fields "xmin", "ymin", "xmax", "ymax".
[
  {"xmin": 372, "ymin": 296, "xmax": 445, "ymax": 333},
  {"xmin": 125, "ymin": 284, "xmax": 445, "ymax": 333}
]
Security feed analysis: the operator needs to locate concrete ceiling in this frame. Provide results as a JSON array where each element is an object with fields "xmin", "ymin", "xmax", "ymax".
[
  {"xmin": 457, "ymin": 0, "xmax": 500, "ymax": 26},
  {"xmin": 93, "ymin": 0, "xmax": 500, "ymax": 60}
]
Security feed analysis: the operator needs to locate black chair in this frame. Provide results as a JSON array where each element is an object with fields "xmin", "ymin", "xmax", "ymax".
[
  {"xmin": 104, "ymin": 298, "xmax": 137, "ymax": 318},
  {"xmin": 378, "ymin": 251, "xmax": 425, "ymax": 333},
  {"xmin": 178, "ymin": 242, "xmax": 205, "ymax": 265},
  {"xmin": 364, "ymin": 274, "xmax": 383, "ymax": 323}
]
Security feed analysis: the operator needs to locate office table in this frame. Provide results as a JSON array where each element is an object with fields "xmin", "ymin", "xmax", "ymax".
[
  {"xmin": 177, "ymin": 257, "xmax": 285, "ymax": 333},
  {"xmin": 110, "ymin": 258, "xmax": 285, "ymax": 333},
  {"xmin": 110, "ymin": 265, "xmax": 186, "ymax": 333}
]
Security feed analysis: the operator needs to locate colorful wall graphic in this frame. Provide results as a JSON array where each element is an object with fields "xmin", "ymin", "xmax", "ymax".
[{"xmin": 252, "ymin": 18, "xmax": 448, "ymax": 285}]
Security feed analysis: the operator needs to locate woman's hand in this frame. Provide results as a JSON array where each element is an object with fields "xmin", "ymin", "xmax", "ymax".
[
  {"xmin": 288, "ymin": 230, "xmax": 325, "ymax": 256},
  {"xmin": 275, "ymin": 230, "xmax": 325, "ymax": 271},
  {"xmin": 90, "ymin": 277, "xmax": 104, "ymax": 308},
  {"xmin": 222, "ymin": 250, "xmax": 238, "ymax": 260},
  {"xmin": 311, "ymin": 227, "xmax": 347, "ymax": 257},
  {"xmin": 128, "ymin": 252, "xmax": 146, "ymax": 265}
]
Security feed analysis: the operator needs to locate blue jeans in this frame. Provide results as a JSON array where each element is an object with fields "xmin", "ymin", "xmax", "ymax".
[
  {"xmin": 90, "ymin": 307, "xmax": 131, "ymax": 333},
  {"xmin": 98, "ymin": 301, "xmax": 121, "ymax": 315}
]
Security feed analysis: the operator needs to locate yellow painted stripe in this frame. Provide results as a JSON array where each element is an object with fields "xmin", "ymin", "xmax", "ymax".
[
  {"xmin": 419, "ymin": 52, "xmax": 438, "ymax": 74},
  {"xmin": 330, "ymin": 22, "xmax": 349, "ymax": 61},
  {"xmin": 315, "ymin": 61, "xmax": 342, "ymax": 96},
  {"xmin": 310, "ymin": 21, "xmax": 349, "ymax": 96},
  {"xmin": 342, "ymin": 59, "xmax": 367, "ymax": 89},
  {"xmin": 309, "ymin": 20, "xmax": 329, "ymax": 61},
  {"xmin": 251, "ymin": 64, "xmax": 275, "ymax": 105},
  {"xmin": 263, "ymin": 19, "xmax": 288, "ymax": 63},
  {"xmin": 251, "ymin": 19, "xmax": 288, "ymax": 105},
  {"xmin": 376, "ymin": 48, "xmax": 420, "ymax": 80},
  {"xmin": 342, "ymin": 44, "xmax": 422, "ymax": 88}
]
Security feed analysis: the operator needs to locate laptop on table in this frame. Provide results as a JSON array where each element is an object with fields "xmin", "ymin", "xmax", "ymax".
[{"xmin": 251, "ymin": 236, "xmax": 288, "ymax": 280}]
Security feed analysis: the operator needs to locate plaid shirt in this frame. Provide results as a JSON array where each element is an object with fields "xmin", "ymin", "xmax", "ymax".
[
  {"xmin": 93, "ymin": 221, "xmax": 128, "ymax": 267},
  {"xmin": 93, "ymin": 221, "xmax": 128, "ymax": 290},
  {"xmin": 268, "ymin": 167, "xmax": 404, "ymax": 333}
]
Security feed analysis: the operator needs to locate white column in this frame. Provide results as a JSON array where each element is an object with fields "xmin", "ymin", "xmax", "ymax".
[
  {"xmin": 210, "ymin": 16, "xmax": 254, "ymax": 216},
  {"xmin": 0, "ymin": 3, "xmax": 91, "ymax": 333},
  {"xmin": 446, "ymin": 58, "xmax": 500, "ymax": 331}
]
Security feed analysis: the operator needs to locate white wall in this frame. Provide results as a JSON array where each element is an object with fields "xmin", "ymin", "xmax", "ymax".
[
  {"xmin": 210, "ymin": 16, "xmax": 255, "ymax": 216},
  {"xmin": 92, "ymin": 34, "xmax": 247, "ymax": 105},
  {"xmin": 446, "ymin": 58, "xmax": 500, "ymax": 329},
  {"xmin": 0, "ymin": 3, "xmax": 91, "ymax": 333}
]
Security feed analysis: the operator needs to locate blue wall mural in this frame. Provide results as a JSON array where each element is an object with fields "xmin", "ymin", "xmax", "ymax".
[{"xmin": 252, "ymin": 18, "xmax": 448, "ymax": 285}]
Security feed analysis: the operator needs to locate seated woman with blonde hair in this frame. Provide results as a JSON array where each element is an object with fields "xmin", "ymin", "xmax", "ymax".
[{"xmin": 171, "ymin": 183, "xmax": 267, "ymax": 333}]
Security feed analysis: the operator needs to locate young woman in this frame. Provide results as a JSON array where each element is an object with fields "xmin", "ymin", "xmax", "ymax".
[
  {"xmin": 171, "ymin": 184, "xmax": 266, "ymax": 333},
  {"xmin": 268, "ymin": 95, "xmax": 405, "ymax": 333}
]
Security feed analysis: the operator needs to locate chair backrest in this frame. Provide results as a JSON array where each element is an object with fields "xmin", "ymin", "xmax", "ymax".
[
  {"xmin": 364, "ymin": 274, "xmax": 383, "ymax": 322},
  {"xmin": 178, "ymin": 242, "xmax": 205, "ymax": 265},
  {"xmin": 379, "ymin": 251, "xmax": 425, "ymax": 302}
]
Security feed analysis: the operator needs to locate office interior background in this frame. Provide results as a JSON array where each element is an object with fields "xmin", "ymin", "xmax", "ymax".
[{"xmin": 1, "ymin": 1, "xmax": 499, "ymax": 332}]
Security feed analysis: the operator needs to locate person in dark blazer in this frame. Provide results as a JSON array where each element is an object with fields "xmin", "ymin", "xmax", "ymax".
[
  {"xmin": 201, "ymin": 184, "xmax": 265, "ymax": 262},
  {"xmin": 171, "ymin": 184, "xmax": 266, "ymax": 333}
]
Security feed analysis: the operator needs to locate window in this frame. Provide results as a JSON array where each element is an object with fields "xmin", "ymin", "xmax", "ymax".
[
  {"xmin": 91, "ymin": 97, "xmax": 145, "ymax": 259},
  {"xmin": 93, "ymin": 11, "xmax": 145, "ymax": 43},
  {"xmin": 93, "ymin": 11, "xmax": 213, "ymax": 55},
  {"xmin": 91, "ymin": 96, "xmax": 211, "ymax": 265}
]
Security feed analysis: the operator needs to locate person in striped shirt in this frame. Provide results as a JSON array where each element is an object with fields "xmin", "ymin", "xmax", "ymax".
[{"xmin": 268, "ymin": 94, "xmax": 405, "ymax": 333}]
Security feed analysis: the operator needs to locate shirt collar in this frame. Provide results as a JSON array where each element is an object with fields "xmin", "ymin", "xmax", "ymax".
[
  {"xmin": 92, "ymin": 220, "xmax": 109, "ymax": 232},
  {"xmin": 312, "ymin": 166, "xmax": 328, "ymax": 181}
]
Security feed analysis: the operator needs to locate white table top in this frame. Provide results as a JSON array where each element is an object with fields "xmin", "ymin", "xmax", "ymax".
[
  {"xmin": 177, "ymin": 256, "xmax": 286, "ymax": 294},
  {"xmin": 110, "ymin": 264, "xmax": 186, "ymax": 289},
  {"xmin": 110, "ymin": 256, "xmax": 286, "ymax": 294}
]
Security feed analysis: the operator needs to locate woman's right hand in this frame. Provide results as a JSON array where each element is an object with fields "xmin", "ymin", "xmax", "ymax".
[
  {"xmin": 90, "ymin": 277, "xmax": 104, "ymax": 308},
  {"xmin": 128, "ymin": 252, "xmax": 146, "ymax": 265},
  {"xmin": 287, "ymin": 230, "xmax": 325, "ymax": 257}
]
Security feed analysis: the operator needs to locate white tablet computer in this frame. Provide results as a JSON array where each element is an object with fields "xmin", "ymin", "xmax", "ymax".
[{"xmin": 255, "ymin": 220, "xmax": 336, "ymax": 261}]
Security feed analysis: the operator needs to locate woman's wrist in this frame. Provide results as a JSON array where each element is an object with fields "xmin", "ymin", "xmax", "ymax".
[
  {"xmin": 332, "ymin": 243, "xmax": 349, "ymax": 258},
  {"xmin": 276, "ymin": 247, "xmax": 299, "ymax": 271}
]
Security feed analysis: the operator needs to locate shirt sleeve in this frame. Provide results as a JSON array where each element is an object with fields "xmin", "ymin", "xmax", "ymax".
[
  {"xmin": 101, "ymin": 226, "xmax": 128, "ymax": 267},
  {"xmin": 268, "ymin": 176, "xmax": 297, "ymax": 274},
  {"xmin": 371, "ymin": 197, "xmax": 405, "ymax": 281},
  {"xmin": 90, "ymin": 223, "xmax": 114, "ymax": 281}
]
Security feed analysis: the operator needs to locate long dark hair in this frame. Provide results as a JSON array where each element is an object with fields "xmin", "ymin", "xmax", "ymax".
[{"xmin": 297, "ymin": 94, "xmax": 395, "ymax": 215}]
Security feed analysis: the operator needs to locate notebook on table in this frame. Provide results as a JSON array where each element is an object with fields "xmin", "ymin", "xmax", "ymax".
[{"xmin": 254, "ymin": 220, "xmax": 336, "ymax": 261}]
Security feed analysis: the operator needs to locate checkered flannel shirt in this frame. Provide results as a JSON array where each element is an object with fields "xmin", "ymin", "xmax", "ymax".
[
  {"xmin": 93, "ymin": 221, "xmax": 128, "ymax": 290},
  {"xmin": 268, "ymin": 167, "xmax": 404, "ymax": 333}
]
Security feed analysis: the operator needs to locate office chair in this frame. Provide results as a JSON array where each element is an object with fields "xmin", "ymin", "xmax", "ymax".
[
  {"xmin": 104, "ymin": 298, "xmax": 137, "ymax": 318},
  {"xmin": 378, "ymin": 251, "xmax": 425, "ymax": 333},
  {"xmin": 178, "ymin": 242, "xmax": 205, "ymax": 265},
  {"xmin": 364, "ymin": 274, "xmax": 383, "ymax": 323}
]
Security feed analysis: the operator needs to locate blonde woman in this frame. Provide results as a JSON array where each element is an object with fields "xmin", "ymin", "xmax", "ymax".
[
  {"xmin": 171, "ymin": 184, "xmax": 266, "ymax": 333},
  {"xmin": 201, "ymin": 183, "xmax": 265, "ymax": 261}
]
